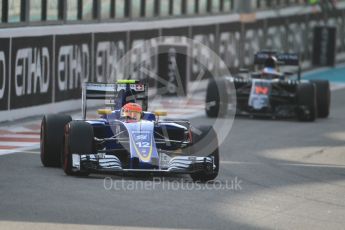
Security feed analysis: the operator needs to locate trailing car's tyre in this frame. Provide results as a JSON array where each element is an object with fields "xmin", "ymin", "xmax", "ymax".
[
  {"xmin": 205, "ymin": 79, "xmax": 228, "ymax": 118},
  {"xmin": 63, "ymin": 121, "xmax": 94, "ymax": 176},
  {"xmin": 310, "ymin": 80, "xmax": 330, "ymax": 118},
  {"xmin": 40, "ymin": 114, "xmax": 72, "ymax": 167},
  {"xmin": 296, "ymin": 83, "xmax": 317, "ymax": 122},
  {"xmin": 190, "ymin": 126, "xmax": 219, "ymax": 182}
]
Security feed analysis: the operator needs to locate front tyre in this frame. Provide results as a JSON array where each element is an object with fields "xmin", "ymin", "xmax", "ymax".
[
  {"xmin": 63, "ymin": 121, "xmax": 94, "ymax": 176},
  {"xmin": 296, "ymin": 83, "xmax": 317, "ymax": 122},
  {"xmin": 190, "ymin": 126, "xmax": 219, "ymax": 182},
  {"xmin": 205, "ymin": 79, "xmax": 228, "ymax": 118},
  {"xmin": 310, "ymin": 80, "xmax": 330, "ymax": 118}
]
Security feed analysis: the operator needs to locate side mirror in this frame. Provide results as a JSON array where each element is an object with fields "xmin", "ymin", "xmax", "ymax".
[
  {"xmin": 284, "ymin": 71, "xmax": 294, "ymax": 76},
  {"xmin": 154, "ymin": 111, "xmax": 168, "ymax": 117},
  {"xmin": 239, "ymin": 68, "xmax": 249, "ymax": 74},
  {"xmin": 97, "ymin": 109, "xmax": 112, "ymax": 115},
  {"xmin": 154, "ymin": 111, "xmax": 167, "ymax": 121},
  {"xmin": 251, "ymin": 72, "xmax": 262, "ymax": 79}
]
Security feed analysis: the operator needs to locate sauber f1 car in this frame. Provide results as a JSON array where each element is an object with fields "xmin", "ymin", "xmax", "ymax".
[
  {"xmin": 40, "ymin": 80, "xmax": 219, "ymax": 182},
  {"xmin": 206, "ymin": 51, "xmax": 331, "ymax": 122}
]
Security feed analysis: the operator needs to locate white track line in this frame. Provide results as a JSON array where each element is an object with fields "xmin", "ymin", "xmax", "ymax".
[
  {"xmin": 0, "ymin": 141, "xmax": 39, "ymax": 147},
  {"xmin": 18, "ymin": 150, "xmax": 40, "ymax": 154},
  {"xmin": 0, "ymin": 134, "xmax": 39, "ymax": 138},
  {"xmin": 0, "ymin": 145, "xmax": 40, "ymax": 156},
  {"xmin": 5, "ymin": 127, "xmax": 38, "ymax": 133},
  {"xmin": 221, "ymin": 160, "xmax": 345, "ymax": 169}
]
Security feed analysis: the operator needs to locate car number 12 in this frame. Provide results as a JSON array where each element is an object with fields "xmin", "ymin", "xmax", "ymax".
[{"xmin": 136, "ymin": 142, "xmax": 150, "ymax": 148}]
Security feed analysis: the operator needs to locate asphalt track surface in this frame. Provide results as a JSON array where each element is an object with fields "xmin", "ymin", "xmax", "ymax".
[{"xmin": 0, "ymin": 88, "xmax": 344, "ymax": 230}]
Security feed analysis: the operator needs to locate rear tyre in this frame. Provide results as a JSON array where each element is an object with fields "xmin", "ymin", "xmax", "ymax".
[
  {"xmin": 190, "ymin": 126, "xmax": 219, "ymax": 182},
  {"xmin": 296, "ymin": 83, "xmax": 317, "ymax": 122},
  {"xmin": 40, "ymin": 114, "xmax": 72, "ymax": 167},
  {"xmin": 205, "ymin": 79, "xmax": 228, "ymax": 118},
  {"xmin": 63, "ymin": 121, "xmax": 94, "ymax": 176},
  {"xmin": 310, "ymin": 80, "xmax": 330, "ymax": 118}
]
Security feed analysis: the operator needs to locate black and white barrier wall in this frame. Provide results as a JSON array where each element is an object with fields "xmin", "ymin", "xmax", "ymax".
[{"xmin": 0, "ymin": 5, "xmax": 345, "ymax": 121}]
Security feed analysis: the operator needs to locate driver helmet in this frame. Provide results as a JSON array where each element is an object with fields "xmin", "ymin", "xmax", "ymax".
[
  {"xmin": 264, "ymin": 56, "xmax": 278, "ymax": 69},
  {"xmin": 121, "ymin": 103, "xmax": 142, "ymax": 122},
  {"xmin": 262, "ymin": 56, "xmax": 280, "ymax": 78}
]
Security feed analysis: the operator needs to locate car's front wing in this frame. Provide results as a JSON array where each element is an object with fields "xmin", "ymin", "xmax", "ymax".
[{"xmin": 70, "ymin": 154, "xmax": 216, "ymax": 175}]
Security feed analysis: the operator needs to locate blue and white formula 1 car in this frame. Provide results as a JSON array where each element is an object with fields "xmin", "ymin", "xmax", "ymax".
[
  {"xmin": 206, "ymin": 51, "xmax": 331, "ymax": 122},
  {"xmin": 40, "ymin": 80, "xmax": 219, "ymax": 182}
]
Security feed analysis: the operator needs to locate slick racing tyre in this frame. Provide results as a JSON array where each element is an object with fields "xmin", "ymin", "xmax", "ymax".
[
  {"xmin": 63, "ymin": 121, "xmax": 93, "ymax": 176},
  {"xmin": 296, "ymin": 83, "xmax": 317, "ymax": 122},
  {"xmin": 190, "ymin": 126, "xmax": 219, "ymax": 182},
  {"xmin": 310, "ymin": 80, "xmax": 331, "ymax": 118},
  {"xmin": 40, "ymin": 114, "xmax": 72, "ymax": 167},
  {"xmin": 205, "ymin": 79, "xmax": 228, "ymax": 118}
]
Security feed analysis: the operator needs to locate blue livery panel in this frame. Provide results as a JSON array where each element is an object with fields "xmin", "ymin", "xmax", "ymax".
[{"xmin": 123, "ymin": 121, "xmax": 159, "ymax": 169}]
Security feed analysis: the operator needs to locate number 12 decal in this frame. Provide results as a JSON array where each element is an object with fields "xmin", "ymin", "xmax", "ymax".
[{"xmin": 136, "ymin": 142, "xmax": 150, "ymax": 148}]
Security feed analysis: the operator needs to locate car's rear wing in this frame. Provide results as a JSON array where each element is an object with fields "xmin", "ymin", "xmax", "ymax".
[
  {"xmin": 254, "ymin": 51, "xmax": 301, "ymax": 80},
  {"xmin": 82, "ymin": 80, "xmax": 148, "ymax": 119},
  {"xmin": 254, "ymin": 51, "xmax": 300, "ymax": 66},
  {"xmin": 84, "ymin": 83, "xmax": 117, "ymax": 100}
]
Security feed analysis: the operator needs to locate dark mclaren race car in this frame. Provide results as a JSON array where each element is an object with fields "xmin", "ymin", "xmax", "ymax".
[
  {"xmin": 40, "ymin": 80, "xmax": 219, "ymax": 182},
  {"xmin": 206, "ymin": 51, "xmax": 331, "ymax": 122}
]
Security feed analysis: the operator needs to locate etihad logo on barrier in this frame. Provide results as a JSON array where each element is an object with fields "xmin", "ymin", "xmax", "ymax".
[
  {"xmin": 96, "ymin": 41, "xmax": 125, "ymax": 82},
  {"xmin": 14, "ymin": 47, "xmax": 50, "ymax": 96},
  {"xmin": 0, "ymin": 51, "xmax": 6, "ymax": 99},
  {"xmin": 57, "ymin": 44, "xmax": 90, "ymax": 91}
]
